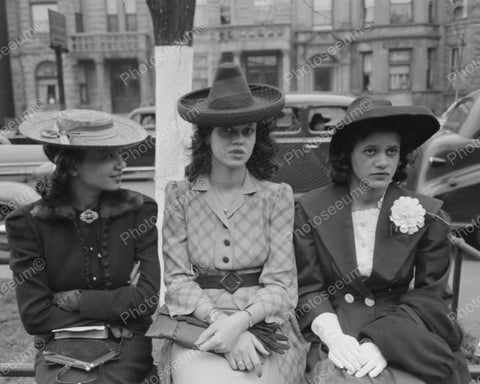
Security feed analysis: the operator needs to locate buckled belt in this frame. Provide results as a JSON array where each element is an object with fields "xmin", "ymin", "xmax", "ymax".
[{"xmin": 195, "ymin": 272, "xmax": 261, "ymax": 294}]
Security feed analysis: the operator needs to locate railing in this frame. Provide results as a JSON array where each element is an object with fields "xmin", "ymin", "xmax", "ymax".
[{"xmin": 69, "ymin": 33, "xmax": 149, "ymax": 53}]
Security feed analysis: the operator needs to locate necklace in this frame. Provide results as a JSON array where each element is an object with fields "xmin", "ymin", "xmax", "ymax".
[{"xmin": 211, "ymin": 172, "xmax": 247, "ymax": 214}]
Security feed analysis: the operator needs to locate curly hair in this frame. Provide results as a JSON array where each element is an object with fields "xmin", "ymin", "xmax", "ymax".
[
  {"xmin": 40, "ymin": 145, "xmax": 86, "ymax": 205},
  {"xmin": 329, "ymin": 124, "xmax": 413, "ymax": 185},
  {"xmin": 185, "ymin": 119, "xmax": 278, "ymax": 181}
]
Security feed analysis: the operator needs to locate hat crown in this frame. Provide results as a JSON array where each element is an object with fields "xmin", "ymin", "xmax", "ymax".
[
  {"xmin": 57, "ymin": 109, "xmax": 114, "ymax": 133},
  {"xmin": 207, "ymin": 62, "xmax": 254, "ymax": 110}
]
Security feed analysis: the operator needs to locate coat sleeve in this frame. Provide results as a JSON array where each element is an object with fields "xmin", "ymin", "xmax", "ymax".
[
  {"xmin": 245, "ymin": 183, "xmax": 298, "ymax": 324},
  {"xmin": 79, "ymin": 198, "xmax": 161, "ymax": 321},
  {"xmin": 6, "ymin": 207, "xmax": 89, "ymax": 334},
  {"xmin": 163, "ymin": 181, "xmax": 218, "ymax": 317},
  {"xmin": 414, "ymin": 209, "xmax": 452, "ymax": 302},
  {"xmin": 293, "ymin": 200, "xmax": 335, "ymax": 340}
]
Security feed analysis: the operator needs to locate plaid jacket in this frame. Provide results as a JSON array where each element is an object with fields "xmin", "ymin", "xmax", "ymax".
[{"xmin": 163, "ymin": 173, "xmax": 298, "ymax": 324}]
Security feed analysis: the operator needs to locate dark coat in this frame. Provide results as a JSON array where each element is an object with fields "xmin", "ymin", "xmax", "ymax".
[
  {"xmin": 293, "ymin": 183, "xmax": 459, "ymax": 380},
  {"xmin": 5, "ymin": 189, "xmax": 160, "ymax": 383}
]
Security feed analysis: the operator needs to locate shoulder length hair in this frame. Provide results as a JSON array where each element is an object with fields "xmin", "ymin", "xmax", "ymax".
[{"xmin": 185, "ymin": 118, "xmax": 278, "ymax": 182}]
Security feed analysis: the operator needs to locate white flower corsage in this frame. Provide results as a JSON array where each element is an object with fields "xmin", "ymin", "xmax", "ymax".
[{"xmin": 390, "ymin": 196, "xmax": 426, "ymax": 235}]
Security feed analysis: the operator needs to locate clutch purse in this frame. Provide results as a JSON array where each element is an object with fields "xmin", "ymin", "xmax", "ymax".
[{"xmin": 146, "ymin": 305, "xmax": 289, "ymax": 353}]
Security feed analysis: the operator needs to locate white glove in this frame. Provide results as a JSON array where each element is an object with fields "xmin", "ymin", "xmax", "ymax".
[
  {"xmin": 355, "ymin": 341, "xmax": 387, "ymax": 378},
  {"xmin": 312, "ymin": 313, "xmax": 363, "ymax": 373}
]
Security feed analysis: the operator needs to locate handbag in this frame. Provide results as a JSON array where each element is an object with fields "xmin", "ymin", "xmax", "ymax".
[
  {"xmin": 42, "ymin": 338, "xmax": 121, "ymax": 384},
  {"xmin": 146, "ymin": 305, "xmax": 289, "ymax": 353}
]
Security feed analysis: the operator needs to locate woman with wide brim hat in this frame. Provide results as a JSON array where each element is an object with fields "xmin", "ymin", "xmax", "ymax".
[
  {"xmin": 150, "ymin": 62, "xmax": 307, "ymax": 384},
  {"xmin": 6, "ymin": 109, "xmax": 160, "ymax": 383},
  {"xmin": 294, "ymin": 97, "xmax": 471, "ymax": 383}
]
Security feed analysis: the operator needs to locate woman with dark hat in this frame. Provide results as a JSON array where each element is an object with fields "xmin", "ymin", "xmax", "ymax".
[
  {"xmin": 294, "ymin": 97, "xmax": 471, "ymax": 383},
  {"xmin": 156, "ymin": 62, "xmax": 307, "ymax": 383},
  {"xmin": 6, "ymin": 109, "xmax": 160, "ymax": 383}
]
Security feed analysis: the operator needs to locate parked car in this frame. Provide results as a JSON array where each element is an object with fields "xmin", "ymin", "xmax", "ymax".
[
  {"xmin": 406, "ymin": 89, "xmax": 480, "ymax": 246},
  {"xmin": 126, "ymin": 93, "xmax": 355, "ymax": 194}
]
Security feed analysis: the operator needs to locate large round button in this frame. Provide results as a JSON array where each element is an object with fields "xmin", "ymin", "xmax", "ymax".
[
  {"xmin": 222, "ymin": 256, "xmax": 229, "ymax": 263},
  {"xmin": 364, "ymin": 298, "xmax": 375, "ymax": 307},
  {"xmin": 224, "ymin": 239, "xmax": 230, "ymax": 246},
  {"xmin": 344, "ymin": 293, "xmax": 354, "ymax": 303},
  {"xmin": 92, "ymin": 276, "xmax": 97, "ymax": 282}
]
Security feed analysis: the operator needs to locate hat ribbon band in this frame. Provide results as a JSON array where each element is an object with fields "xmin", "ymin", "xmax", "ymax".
[{"xmin": 52, "ymin": 121, "xmax": 117, "ymax": 145}]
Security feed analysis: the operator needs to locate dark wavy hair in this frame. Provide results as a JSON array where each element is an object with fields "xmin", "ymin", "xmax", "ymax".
[
  {"xmin": 329, "ymin": 124, "xmax": 413, "ymax": 185},
  {"xmin": 40, "ymin": 145, "xmax": 87, "ymax": 205},
  {"xmin": 185, "ymin": 119, "xmax": 278, "ymax": 182}
]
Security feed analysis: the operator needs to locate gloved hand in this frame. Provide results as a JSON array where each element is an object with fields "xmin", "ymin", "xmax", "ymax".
[
  {"xmin": 312, "ymin": 313, "xmax": 363, "ymax": 373},
  {"xmin": 53, "ymin": 290, "xmax": 81, "ymax": 312},
  {"xmin": 355, "ymin": 341, "xmax": 387, "ymax": 378},
  {"xmin": 108, "ymin": 324, "xmax": 133, "ymax": 340}
]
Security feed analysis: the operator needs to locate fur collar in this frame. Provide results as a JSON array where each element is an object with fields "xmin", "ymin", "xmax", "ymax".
[{"xmin": 31, "ymin": 189, "xmax": 144, "ymax": 221}]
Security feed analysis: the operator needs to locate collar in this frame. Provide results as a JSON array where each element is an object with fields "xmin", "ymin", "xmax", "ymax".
[{"xmin": 31, "ymin": 189, "xmax": 144, "ymax": 221}]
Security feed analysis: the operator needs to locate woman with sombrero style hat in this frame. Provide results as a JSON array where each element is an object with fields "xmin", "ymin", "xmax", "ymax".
[
  {"xmin": 6, "ymin": 109, "xmax": 160, "ymax": 383},
  {"xmin": 294, "ymin": 97, "xmax": 471, "ymax": 383},
  {"xmin": 153, "ymin": 62, "xmax": 307, "ymax": 383}
]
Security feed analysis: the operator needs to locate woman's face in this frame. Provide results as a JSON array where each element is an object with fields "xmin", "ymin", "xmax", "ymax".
[
  {"xmin": 350, "ymin": 131, "xmax": 401, "ymax": 191},
  {"xmin": 70, "ymin": 148, "xmax": 126, "ymax": 192},
  {"xmin": 209, "ymin": 123, "xmax": 257, "ymax": 170}
]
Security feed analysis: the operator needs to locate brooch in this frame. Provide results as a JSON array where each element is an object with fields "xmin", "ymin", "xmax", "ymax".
[
  {"xmin": 390, "ymin": 196, "xmax": 426, "ymax": 235},
  {"xmin": 79, "ymin": 209, "xmax": 99, "ymax": 224}
]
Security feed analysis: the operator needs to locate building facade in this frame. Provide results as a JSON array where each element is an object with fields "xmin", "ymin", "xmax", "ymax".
[
  {"xmin": 3, "ymin": 0, "xmax": 480, "ymax": 119},
  {"xmin": 5, "ymin": 0, "xmax": 155, "ymax": 115}
]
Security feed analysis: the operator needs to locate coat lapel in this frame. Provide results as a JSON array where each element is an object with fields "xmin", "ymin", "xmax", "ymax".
[{"xmin": 299, "ymin": 185, "xmax": 372, "ymax": 297}]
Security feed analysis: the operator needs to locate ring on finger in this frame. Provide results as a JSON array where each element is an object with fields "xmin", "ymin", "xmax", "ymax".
[{"xmin": 237, "ymin": 361, "xmax": 245, "ymax": 370}]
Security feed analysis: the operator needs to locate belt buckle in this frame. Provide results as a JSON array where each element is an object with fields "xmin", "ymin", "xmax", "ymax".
[{"xmin": 219, "ymin": 272, "xmax": 244, "ymax": 294}]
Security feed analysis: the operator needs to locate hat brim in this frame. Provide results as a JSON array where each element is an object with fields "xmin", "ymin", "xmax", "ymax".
[
  {"xmin": 177, "ymin": 84, "xmax": 285, "ymax": 127},
  {"xmin": 330, "ymin": 106, "xmax": 439, "ymax": 154},
  {"xmin": 19, "ymin": 112, "xmax": 148, "ymax": 148}
]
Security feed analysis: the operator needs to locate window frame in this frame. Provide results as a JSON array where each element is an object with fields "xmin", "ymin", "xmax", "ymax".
[
  {"xmin": 312, "ymin": 0, "xmax": 333, "ymax": 30},
  {"xmin": 388, "ymin": 49, "xmax": 412, "ymax": 91},
  {"xmin": 390, "ymin": 0, "xmax": 413, "ymax": 24}
]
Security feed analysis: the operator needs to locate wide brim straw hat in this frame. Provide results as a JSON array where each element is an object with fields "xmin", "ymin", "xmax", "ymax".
[
  {"xmin": 18, "ymin": 109, "xmax": 148, "ymax": 148},
  {"xmin": 330, "ymin": 97, "xmax": 439, "ymax": 156},
  {"xmin": 177, "ymin": 62, "xmax": 285, "ymax": 127}
]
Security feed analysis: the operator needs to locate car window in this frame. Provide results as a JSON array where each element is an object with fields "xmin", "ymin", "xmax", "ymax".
[
  {"xmin": 443, "ymin": 99, "xmax": 473, "ymax": 134},
  {"xmin": 272, "ymin": 107, "xmax": 301, "ymax": 134},
  {"xmin": 308, "ymin": 106, "xmax": 348, "ymax": 133}
]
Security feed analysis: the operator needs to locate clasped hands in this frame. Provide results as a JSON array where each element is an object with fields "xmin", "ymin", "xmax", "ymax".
[
  {"xmin": 194, "ymin": 311, "xmax": 278, "ymax": 377},
  {"xmin": 326, "ymin": 334, "xmax": 387, "ymax": 378}
]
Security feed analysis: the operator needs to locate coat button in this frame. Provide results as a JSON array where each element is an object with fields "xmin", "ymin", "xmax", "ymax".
[
  {"xmin": 344, "ymin": 293, "xmax": 354, "ymax": 303},
  {"xmin": 92, "ymin": 276, "xmax": 97, "ymax": 281},
  {"xmin": 364, "ymin": 298, "xmax": 375, "ymax": 307},
  {"xmin": 224, "ymin": 239, "xmax": 230, "ymax": 246},
  {"xmin": 222, "ymin": 256, "xmax": 229, "ymax": 263}
]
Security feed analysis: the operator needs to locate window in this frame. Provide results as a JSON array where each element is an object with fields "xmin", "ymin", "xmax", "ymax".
[
  {"xmin": 35, "ymin": 61, "xmax": 58, "ymax": 106},
  {"xmin": 31, "ymin": 1, "xmax": 58, "ymax": 33},
  {"xmin": 428, "ymin": 0, "xmax": 435, "ymax": 23},
  {"xmin": 74, "ymin": 0, "xmax": 83, "ymax": 32},
  {"xmin": 220, "ymin": 0, "xmax": 231, "ymax": 25},
  {"xmin": 273, "ymin": 107, "xmax": 301, "ymax": 133},
  {"xmin": 245, "ymin": 53, "xmax": 279, "ymax": 87},
  {"xmin": 426, "ymin": 48, "xmax": 435, "ymax": 89},
  {"xmin": 450, "ymin": 47, "xmax": 459, "ymax": 72},
  {"xmin": 364, "ymin": 0, "xmax": 374, "ymax": 22},
  {"xmin": 123, "ymin": 0, "xmax": 137, "ymax": 31},
  {"xmin": 313, "ymin": 67, "xmax": 332, "ymax": 91},
  {"xmin": 106, "ymin": 0, "xmax": 119, "ymax": 32},
  {"xmin": 390, "ymin": 0, "xmax": 412, "ymax": 23},
  {"xmin": 452, "ymin": 0, "xmax": 467, "ymax": 19},
  {"xmin": 308, "ymin": 107, "xmax": 348, "ymax": 133},
  {"xmin": 362, "ymin": 52, "xmax": 372, "ymax": 91},
  {"xmin": 389, "ymin": 49, "xmax": 411, "ymax": 90},
  {"xmin": 313, "ymin": 0, "xmax": 332, "ymax": 29},
  {"xmin": 444, "ymin": 99, "xmax": 473, "ymax": 134}
]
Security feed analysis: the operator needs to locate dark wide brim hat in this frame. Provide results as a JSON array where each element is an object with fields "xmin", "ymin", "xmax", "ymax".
[
  {"xmin": 19, "ymin": 109, "xmax": 148, "ymax": 148},
  {"xmin": 177, "ymin": 62, "xmax": 285, "ymax": 127},
  {"xmin": 330, "ymin": 97, "xmax": 439, "ymax": 155}
]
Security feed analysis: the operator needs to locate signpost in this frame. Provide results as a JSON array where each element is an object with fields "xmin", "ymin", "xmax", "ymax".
[{"xmin": 48, "ymin": 9, "xmax": 68, "ymax": 110}]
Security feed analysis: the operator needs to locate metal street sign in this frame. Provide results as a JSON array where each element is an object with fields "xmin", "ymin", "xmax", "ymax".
[{"xmin": 48, "ymin": 9, "xmax": 67, "ymax": 49}]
